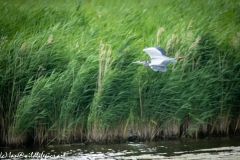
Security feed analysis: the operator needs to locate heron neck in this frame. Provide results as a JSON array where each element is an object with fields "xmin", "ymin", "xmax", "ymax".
[{"xmin": 144, "ymin": 61, "xmax": 150, "ymax": 66}]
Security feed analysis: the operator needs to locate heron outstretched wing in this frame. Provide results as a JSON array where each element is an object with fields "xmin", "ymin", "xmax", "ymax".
[{"xmin": 143, "ymin": 46, "xmax": 166, "ymax": 59}]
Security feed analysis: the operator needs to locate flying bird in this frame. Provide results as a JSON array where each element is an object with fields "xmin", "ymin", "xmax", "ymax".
[{"xmin": 133, "ymin": 46, "xmax": 183, "ymax": 72}]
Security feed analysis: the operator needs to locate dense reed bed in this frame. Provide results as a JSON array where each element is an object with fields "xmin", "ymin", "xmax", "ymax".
[{"xmin": 0, "ymin": 0, "xmax": 240, "ymax": 146}]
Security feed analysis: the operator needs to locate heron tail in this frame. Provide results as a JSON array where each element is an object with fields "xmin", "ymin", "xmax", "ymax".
[{"xmin": 169, "ymin": 58, "xmax": 177, "ymax": 63}]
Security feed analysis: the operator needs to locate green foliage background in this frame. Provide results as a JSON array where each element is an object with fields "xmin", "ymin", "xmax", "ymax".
[{"xmin": 0, "ymin": 0, "xmax": 240, "ymax": 146}]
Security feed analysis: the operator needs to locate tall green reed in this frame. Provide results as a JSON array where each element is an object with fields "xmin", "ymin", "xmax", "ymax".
[{"xmin": 0, "ymin": 0, "xmax": 240, "ymax": 146}]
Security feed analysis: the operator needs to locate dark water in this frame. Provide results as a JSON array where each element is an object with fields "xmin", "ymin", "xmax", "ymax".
[{"xmin": 1, "ymin": 137, "xmax": 240, "ymax": 159}]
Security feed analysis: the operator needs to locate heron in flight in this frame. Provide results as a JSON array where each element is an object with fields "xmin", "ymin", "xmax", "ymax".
[{"xmin": 133, "ymin": 46, "xmax": 183, "ymax": 72}]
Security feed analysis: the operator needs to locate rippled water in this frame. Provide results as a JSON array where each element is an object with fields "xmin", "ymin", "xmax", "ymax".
[{"xmin": 1, "ymin": 137, "xmax": 240, "ymax": 159}]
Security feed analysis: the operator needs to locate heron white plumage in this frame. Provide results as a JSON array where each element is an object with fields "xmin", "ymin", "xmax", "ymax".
[{"xmin": 133, "ymin": 46, "xmax": 183, "ymax": 72}]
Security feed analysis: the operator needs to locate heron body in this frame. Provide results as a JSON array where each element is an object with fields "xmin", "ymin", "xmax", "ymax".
[{"xmin": 133, "ymin": 46, "xmax": 178, "ymax": 72}]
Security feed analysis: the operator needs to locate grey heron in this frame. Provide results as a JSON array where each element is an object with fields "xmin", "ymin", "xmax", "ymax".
[{"xmin": 133, "ymin": 46, "xmax": 183, "ymax": 72}]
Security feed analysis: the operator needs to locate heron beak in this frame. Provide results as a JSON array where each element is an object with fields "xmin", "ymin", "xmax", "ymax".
[{"xmin": 178, "ymin": 56, "xmax": 185, "ymax": 59}]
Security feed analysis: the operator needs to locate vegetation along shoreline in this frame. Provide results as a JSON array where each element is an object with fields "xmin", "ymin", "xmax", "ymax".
[{"xmin": 0, "ymin": 0, "xmax": 239, "ymax": 147}]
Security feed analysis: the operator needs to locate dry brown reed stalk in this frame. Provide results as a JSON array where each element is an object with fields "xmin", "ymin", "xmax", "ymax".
[
  {"xmin": 187, "ymin": 19, "xmax": 194, "ymax": 31},
  {"xmin": 200, "ymin": 124, "xmax": 208, "ymax": 135},
  {"xmin": 49, "ymin": 126, "xmax": 86, "ymax": 144},
  {"xmin": 88, "ymin": 127, "xmax": 108, "ymax": 143},
  {"xmin": 172, "ymin": 49, "xmax": 181, "ymax": 70},
  {"xmin": 0, "ymin": 102, "xmax": 5, "ymax": 144},
  {"xmin": 98, "ymin": 41, "xmax": 105, "ymax": 89},
  {"xmin": 195, "ymin": 129, "xmax": 200, "ymax": 138},
  {"xmin": 96, "ymin": 10, "xmax": 102, "ymax": 18},
  {"xmin": 20, "ymin": 42, "xmax": 27, "ymax": 51},
  {"xmin": 47, "ymin": 34, "xmax": 54, "ymax": 44},
  {"xmin": 103, "ymin": 124, "xmax": 130, "ymax": 142},
  {"xmin": 123, "ymin": 118, "xmax": 130, "ymax": 138},
  {"xmin": 98, "ymin": 41, "xmax": 111, "ymax": 90},
  {"xmin": 53, "ymin": 126, "xmax": 70, "ymax": 144},
  {"xmin": 219, "ymin": 114, "xmax": 230, "ymax": 134},
  {"xmin": 165, "ymin": 34, "xmax": 177, "ymax": 54},
  {"xmin": 218, "ymin": 52, "xmax": 224, "ymax": 113},
  {"xmin": 164, "ymin": 119, "xmax": 180, "ymax": 139},
  {"xmin": 180, "ymin": 36, "xmax": 201, "ymax": 71},
  {"xmin": 46, "ymin": 130, "xmax": 59, "ymax": 145},
  {"xmin": 104, "ymin": 45, "xmax": 111, "ymax": 76},
  {"xmin": 234, "ymin": 117, "xmax": 240, "ymax": 134},
  {"xmin": 188, "ymin": 36, "xmax": 201, "ymax": 51},
  {"xmin": 91, "ymin": 41, "xmax": 112, "ymax": 142},
  {"xmin": 190, "ymin": 51, "xmax": 198, "ymax": 71},
  {"xmin": 231, "ymin": 32, "xmax": 239, "ymax": 48},
  {"xmin": 209, "ymin": 113, "xmax": 230, "ymax": 135},
  {"xmin": 186, "ymin": 19, "xmax": 194, "ymax": 40},
  {"xmin": 180, "ymin": 120, "xmax": 190, "ymax": 139},
  {"xmin": 186, "ymin": 123, "xmax": 203, "ymax": 139},
  {"xmin": 34, "ymin": 124, "xmax": 46, "ymax": 145},
  {"xmin": 129, "ymin": 120, "xmax": 160, "ymax": 141},
  {"xmin": 123, "ymin": 119, "xmax": 179, "ymax": 141},
  {"xmin": 75, "ymin": 42, "xmax": 79, "ymax": 48},
  {"xmin": 36, "ymin": 65, "xmax": 46, "ymax": 79},
  {"xmin": 137, "ymin": 73, "xmax": 143, "ymax": 119},
  {"xmin": 6, "ymin": 125, "xmax": 26, "ymax": 147},
  {"xmin": 209, "ymin": 119, "xmax": 216, "ymax": 135},
  {"xmin": 195, "ymin": 55, "xmax": 202, "ymax": 67},
  {"xmin": 156, "ymin": 27, "xmax": 165, "ymax": 45},
  {"xmin": 143, "ymin": 122, "xmax": 158, "ymax": 141}
]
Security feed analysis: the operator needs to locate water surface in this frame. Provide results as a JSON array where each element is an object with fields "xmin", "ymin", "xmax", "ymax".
[{"xmin": 1, "ymin": 137, "xmax": 240, "ymax": 159}]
